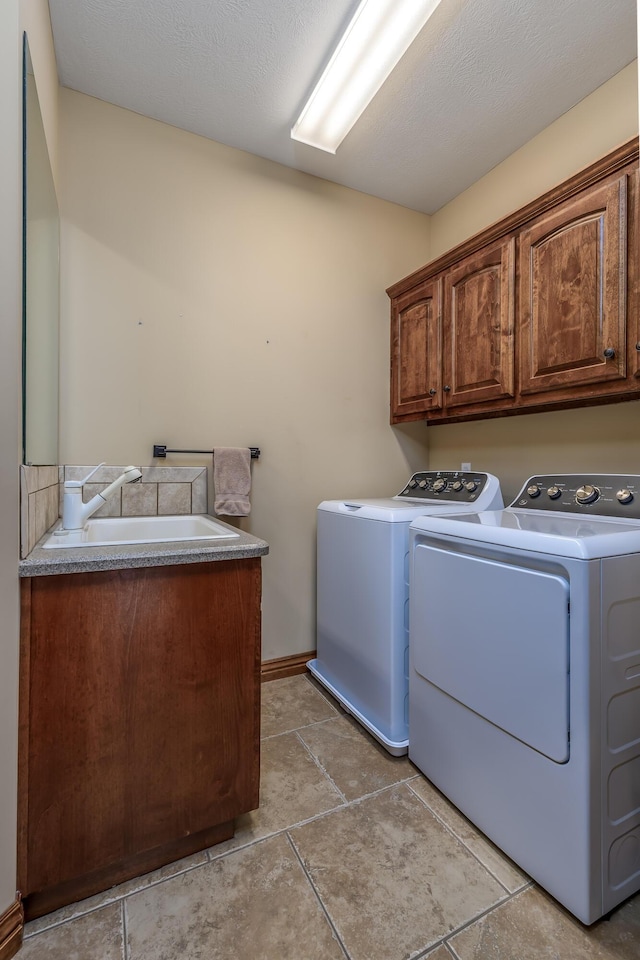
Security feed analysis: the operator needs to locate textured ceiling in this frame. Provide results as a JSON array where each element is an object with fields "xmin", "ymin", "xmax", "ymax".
[{"xmin": 48, "ymin": 0, "xmax": 637, "ymax": 214}]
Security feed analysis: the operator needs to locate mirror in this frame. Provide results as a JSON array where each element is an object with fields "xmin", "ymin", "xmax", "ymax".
[{"xmin": 23, "ymin": 33, "xmax": 59, "ymax": 465}]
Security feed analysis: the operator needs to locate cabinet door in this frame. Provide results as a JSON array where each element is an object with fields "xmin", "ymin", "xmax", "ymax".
[
  {"xmin": 390, "ymin": 278, "xmax": 442, "ymax": 421},
  {"xmin": 442, "ymin": 238, "xmax": 515, "ymax": 408},
  {"xmin": 519, "ymin": 176, "xmax": 627, "ymax": 396},
  {"xmin": 19, "ymin": 560, "xmax": 261, "ymax": 916}
]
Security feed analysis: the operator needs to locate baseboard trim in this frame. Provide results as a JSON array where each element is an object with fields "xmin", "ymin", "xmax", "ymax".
[
  {"xmin": 261, "ymin": 651, "xmax": 315, "ymax": 682},
  {"xmin": 0, "ymin": 897, "xmax": 23, "ymax": 960}
]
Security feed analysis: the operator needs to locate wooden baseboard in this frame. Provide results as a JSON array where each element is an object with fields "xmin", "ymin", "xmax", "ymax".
[
  {"xmin": 261, "ymin": 651, "xmax": 315, "ymax": 682},
  {"xmin": 0, "ymin": 897, "xmax": 23, "ymax": 960}
]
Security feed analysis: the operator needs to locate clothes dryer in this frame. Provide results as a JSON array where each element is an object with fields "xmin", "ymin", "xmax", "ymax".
[
  {"xmin": 308, "ymin": 471, "xmax": 502, "ymax": 755},
  {"xmin": 409, "ymin": 474, "xmax": 640, "ymax": 923}
]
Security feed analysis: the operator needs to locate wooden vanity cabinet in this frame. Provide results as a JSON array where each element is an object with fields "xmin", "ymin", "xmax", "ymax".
[
  {"xmin": 388, "ymin": 138, "xmax": 640, "ymax": 425},
  {"xmin": 18, "ymin": 559, "xmax": 261, "ymax": 920}
]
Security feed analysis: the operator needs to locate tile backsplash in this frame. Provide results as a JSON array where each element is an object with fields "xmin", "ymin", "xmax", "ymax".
[
  {"xmin": 20, "ymin": 465, "xmax": 59, "ymax": 558},
  {"xmin": 20, "ymin": 465, "xmax": 208, "ymax": 558}
]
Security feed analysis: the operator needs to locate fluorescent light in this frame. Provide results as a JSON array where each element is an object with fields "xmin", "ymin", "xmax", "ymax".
[{"xmin": 291, "ymin": 0, "xmax": 443, "ymax": 153}]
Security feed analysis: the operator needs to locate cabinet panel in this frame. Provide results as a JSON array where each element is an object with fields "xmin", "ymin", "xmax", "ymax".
[
  {"xmin": 391, "ymin": 278, "xmax": 442, "ymax": 419},
  {"xmin": 19, "ymin": 560, "xmax": 261, "ymax": 916},
  {"xmin": 519, "ymin": 176, "xmax": 627, "ymax": 395},
  {"xmin": 443, "ymin": 238, "xmax": 515, "ymax": 408}
]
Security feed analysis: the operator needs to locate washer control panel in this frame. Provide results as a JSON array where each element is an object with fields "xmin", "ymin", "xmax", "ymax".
[
  {"xmin": 395, "ymin": 471, "xmax": 488, "ymax": 503},
  {"xmin": 511, "ymin": 475, "xmax": 640, "ymax": 519}
]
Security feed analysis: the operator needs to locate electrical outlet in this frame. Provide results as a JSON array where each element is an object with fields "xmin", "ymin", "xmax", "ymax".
[{"xmin": 461, "ymin": 462, "xmax": 471, "ymax": 471}]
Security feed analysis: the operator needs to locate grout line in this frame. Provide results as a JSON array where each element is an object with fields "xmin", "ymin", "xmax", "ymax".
[
  {"xmin": 405, "ymin": 780, "xmax": 528, "ymax": 896},
  {"xmin": 23, "ymin": 858, "xmax": 211, "ymax": 938},
  {"xmin": 285, "ymin": 831, "xmax": 351, "ymax": 960},
  {"xmin": 260, "ymin": 714, "xmax": 339, "ymax": 741},
  {"xmin": 294, "ymin": 730, "xmax": 349, "ymax": 804},
  {"xmin": 120, "ymin": 899, "xmax": 128, "ymax": 960}
]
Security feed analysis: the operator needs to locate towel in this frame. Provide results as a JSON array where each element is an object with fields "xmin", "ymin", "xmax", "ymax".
[{"xmin": 213, "ymin": 447, "xmax": 252, "ymax": 516}]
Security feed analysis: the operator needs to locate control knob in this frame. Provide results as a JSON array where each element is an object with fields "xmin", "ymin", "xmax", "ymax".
[
  {"xmin": 464, "ymin": 480, "xmax": 477, "ymax": 493},
  {"xmin": 547, "ymin": 485, "xmax": 561, "ymax": 500},
  {"xmin": 576, "ymin": 484, "xmax": 599, "ymax": 505},
  {"xmin": 617, "ymin": 489, "xmax": 634, "ymax": 504},
  {"xmin": 527, "ymin": 484, "xmax": 541, "ymax": 498},
  {"xmin": 409, "ymin": 479, "xmax": 419, "ymax": 488},
  {"xmin": 451, "ymin": 480, "xmax": 464, "ymax": 492},
  {"xmin": 432, "ymin": 478, "xmax": 447, "ymax": 493},
  {"xmin": 419, "ymin": 479, "xmax": 428, "ymax": 489}
]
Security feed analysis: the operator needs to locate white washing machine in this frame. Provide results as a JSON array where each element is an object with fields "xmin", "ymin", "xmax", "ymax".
[
  {"xmin": 409, "ymin": 473, "xmax": 640, "ymax": 924},
  {"xmin": 308, "ymin": 471, "xmax": 503, "ymax": 755}
]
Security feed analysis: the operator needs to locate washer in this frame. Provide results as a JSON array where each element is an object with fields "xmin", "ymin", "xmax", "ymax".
[
  {"xmin": 308, "ymin": 471, "xmax": 503, "ymax": 755},
  {"xmin": 409, "ymin": 474, "xmax": 640, "ymax": 924}
]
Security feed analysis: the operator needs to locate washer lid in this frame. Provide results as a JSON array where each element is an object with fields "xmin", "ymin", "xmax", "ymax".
[
  {"xmin": 317, "ymin": 499, "xmax": 491, "ymax": 522},
  {"xmin": 410, "ymin": 509, "xmax": 640, "ymax": 559}
]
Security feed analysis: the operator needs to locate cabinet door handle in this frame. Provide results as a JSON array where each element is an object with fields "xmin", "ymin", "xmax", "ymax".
[
  {"xmin": 429, "ymin": 388, "xmax": 436, "ymax": 396},
  {"xmin": 603, "ymin": 347, "xmax": 616, "ymax": 359},
  {"xmin": 443, "ymin": 385, "xmax": 451, "ymax": 392}
]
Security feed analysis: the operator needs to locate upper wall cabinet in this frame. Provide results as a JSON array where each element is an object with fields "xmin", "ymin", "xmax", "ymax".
[{"xmin": 387, "ymin": 139, "xmax": 640, "ymax": 426}]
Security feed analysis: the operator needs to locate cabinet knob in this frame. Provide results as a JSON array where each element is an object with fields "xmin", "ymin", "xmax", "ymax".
[
  {"xmin": 429, "ymin": 388, "xmax": 436, "ymax": 396},
  {"xmin": 603, "ymin": 347, "xmax": 616, "ymax": 359},
  {"xmin": 443, "ymin": 385, "xmax": 451, "ymax": 392},
  {"xmin": 636, "ymin": 343, "xmax": 640, "ymax": 352}
]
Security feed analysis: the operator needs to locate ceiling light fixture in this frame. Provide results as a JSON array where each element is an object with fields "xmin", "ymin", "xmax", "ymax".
[{"xmin": 291, "ymin": 0, "xmax": 443, "ymax": 154}]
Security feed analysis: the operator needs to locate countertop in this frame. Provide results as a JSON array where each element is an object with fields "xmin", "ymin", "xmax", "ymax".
[{"xmin": 19, "ymin": 516, "xmax": 269, "ymax": 577}]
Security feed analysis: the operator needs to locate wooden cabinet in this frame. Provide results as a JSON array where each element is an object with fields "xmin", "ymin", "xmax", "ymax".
[
  {"xmin": 391, "ymin": 278, "xmax": 442, "ymax": 416},
  {"xmin": 519, "ymin": 175, "xmax": 627, "ymax": 399},
  {"xmin": 18, "ymin": 559, "xmax": 261, "ymax": 920},
  {"xmin": 390, "ymin": 239, "xmax": 515, "ymax": 419},
  {"xmin": 442, "ymin": 238, "xmax": 515, "ymax": 411},
  {"xmin": 388, "ymin": 138, "xmax": 640, "ymax": 425}
]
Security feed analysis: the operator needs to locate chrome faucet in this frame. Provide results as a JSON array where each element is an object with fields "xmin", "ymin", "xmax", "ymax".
[{"xmin": 62, "ymin": 463, "xmax": 143, "ymax": 530}]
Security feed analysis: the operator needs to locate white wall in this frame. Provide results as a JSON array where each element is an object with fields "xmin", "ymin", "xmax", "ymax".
[
  {"xmin": 427, "ymin": 63, "xmax": 640, "ymax": 503},
  {"xmin": 59, "ymin": 90, "xmax": 432, "ymax": 660},
  {"xmin": 0, "ymin": 0, "xmax": 22, "ymax": 919}
]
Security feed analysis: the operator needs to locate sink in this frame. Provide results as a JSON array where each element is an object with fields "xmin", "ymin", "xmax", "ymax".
[{"xmin": 41, "ymin": 515, "xmax": 240, "ymax": 548}]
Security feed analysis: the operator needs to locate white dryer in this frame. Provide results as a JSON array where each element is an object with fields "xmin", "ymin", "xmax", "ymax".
[
  {"xmin": 308, "ymin": 471, "xmax": 503, "ymax": 755},
  {"xmin": 409, "ymin": 474, "xmax": 640, "ymax": 924}
]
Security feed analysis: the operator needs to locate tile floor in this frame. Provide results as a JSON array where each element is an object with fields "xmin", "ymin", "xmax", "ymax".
[{"xmin": 20, "ymin": 674, "xmax": 640, "ymax": 959}]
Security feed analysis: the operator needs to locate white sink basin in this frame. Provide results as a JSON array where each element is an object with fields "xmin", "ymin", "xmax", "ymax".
[{"xmin": 42, "ymin": 515, "xmax": 240, "ymax": 548}]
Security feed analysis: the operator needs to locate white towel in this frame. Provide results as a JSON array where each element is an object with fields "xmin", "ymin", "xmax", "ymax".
[{"xmin": 213, "ymin": 448, "xmax": 252, "ymax": 516}]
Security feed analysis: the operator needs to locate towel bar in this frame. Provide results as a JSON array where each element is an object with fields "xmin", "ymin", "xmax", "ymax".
[{"xmin": 153, "ymin": 444, "xmax": 260, "ymax": 459}]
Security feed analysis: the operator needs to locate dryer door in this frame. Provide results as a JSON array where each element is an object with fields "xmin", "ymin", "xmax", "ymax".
[{"xmin": 412, "ymin": 544, "xmax": 570, "ymax": 762}]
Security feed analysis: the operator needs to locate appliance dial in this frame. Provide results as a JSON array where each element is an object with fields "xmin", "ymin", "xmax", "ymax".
[
  {"xmin": 464, "ymin": 481, "xmax": 477, "ymax": 493},
  {"xmin": 617, "ymin": 488, "xmax": 634, "ymax": 504},
  {"xmin": 547, "ymin": 485, "xmax": 561, "ymax": 499},
  {"xmin": 432, "ymin": 478, "xmax": 447, "ymax": 493},
  {"xmin": 451, "ymin": 480, "xmax": 464, "ymax": 492},
  {"xmin": 419, "ymin": 480, "xmax": 428, "ymax": 489},
  {"xmin": 409, "ymin": 479, "xmax": 418, "ymax": 488},
  {"xmin": 527, "ymin": 484, "xmax": 541, "ymax": 498},
  {"xmin": 576, "ymin": 484, "xmax": 599, "ymax": 505}
]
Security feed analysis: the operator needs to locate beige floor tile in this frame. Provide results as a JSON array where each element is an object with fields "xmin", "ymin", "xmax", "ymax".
[
  {"xmin": 409, "ymin": 778, "xmax": 528, "ymax": 894},
  {"xmin": 448, "ymin": 885, "xmax": 640, "ymax": 959},
  {"xmin": 209, "ymin": 730, "xmax": 344, "ymax": 857},
  {"xmin": 261, "ymin": 674, "xmax": 338, "ymax": 738},
  {"xmin": 290, "ymin": 784, "xmax": 506, "ymax": 960},
  {"xmin": 125, "ymin": 833, "xmax": 347, "ymax": 960},
  {"xmin": 24, "ymin": 850, "xmax": 208, "ymax": 936},
  {"xmin": 20, "ymin": 903, "xmax": 123, "ymax": 959},
  {"xmin": 299, "ymin": 714, "xmax": 415, "ymax": 801}
]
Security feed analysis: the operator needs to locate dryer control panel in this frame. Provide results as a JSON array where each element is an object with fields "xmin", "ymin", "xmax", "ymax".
[
  {"xmin": 511, "ymin": 474, "xmax": 640, "ymax": 519},
  {"xmin": 395, "ymin": 471, "xmax": 489, "ymax": 503}
]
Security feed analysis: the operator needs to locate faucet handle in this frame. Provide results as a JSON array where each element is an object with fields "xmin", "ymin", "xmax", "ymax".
[{"xmin": 64, "ymin": 462, "xmax": 107, "ymax": 489}]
